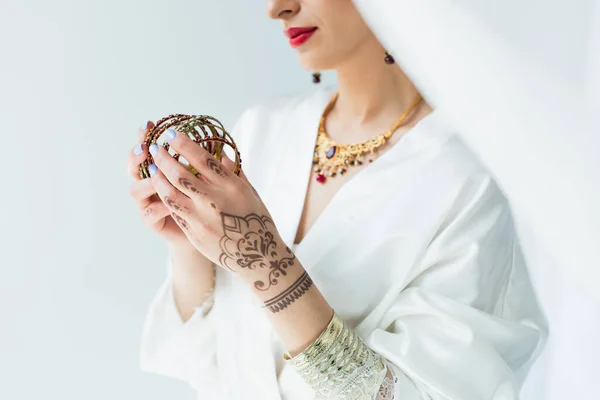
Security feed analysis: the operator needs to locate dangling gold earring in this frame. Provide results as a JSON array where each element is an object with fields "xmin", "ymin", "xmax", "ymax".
[
  {"xmin": 312, "ymin": 72, "xmax": 321, "ymax": 84},
  {"xmin": 384, "ymin": 51, "xmax": 395, "ymax": 64}
]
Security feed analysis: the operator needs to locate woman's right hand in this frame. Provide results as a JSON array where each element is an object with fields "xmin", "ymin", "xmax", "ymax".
[
  {"xmin": 127, "ymin": 121, "xmax": 195, "ymax": 249},
  {"xmin": 129, "ymin": 122, "xmax": 217, "ymax": 320}
]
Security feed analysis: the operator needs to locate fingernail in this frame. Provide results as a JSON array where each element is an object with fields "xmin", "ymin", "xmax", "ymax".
[
  {"xmin": 165, "ymin": 128, "xmax": 177, "ymax": 142},
  {"xmin": 149, "ymin": 144, "xmax": 159, "ymax": 156},
  {"xmin": 141, "ymin": 121, "xmax": 150, "ymax": 130},
  {"xmin": 149, "ymin": 163, "xmax": 157, "ymax": 177},
  {"xmin": 133, "ymin": 143, "xmax": 143, "ymax": 156}
]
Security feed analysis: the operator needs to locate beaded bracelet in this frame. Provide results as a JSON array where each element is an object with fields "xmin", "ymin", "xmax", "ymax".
[
  {"xmin": 138, "ymin": 114, "xmax": 242, "ymax": 180},
  {"xmin": 285, "ymin": 313, "xmax": 388, "ymax": 399}
]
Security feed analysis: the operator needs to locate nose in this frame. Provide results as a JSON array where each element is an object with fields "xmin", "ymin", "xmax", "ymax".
[{"xmin": 266, "ymin": 0, "xmax": 299, "ymax": 20}]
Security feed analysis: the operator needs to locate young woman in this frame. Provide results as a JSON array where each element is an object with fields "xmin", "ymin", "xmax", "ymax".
[{"xmin": 127, "ymin": 1, "xmax": 546, "ymax": 399}]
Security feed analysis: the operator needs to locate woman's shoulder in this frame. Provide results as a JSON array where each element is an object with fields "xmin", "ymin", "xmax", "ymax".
[
  {"xmin": 402, "ymin": 110, "xmax": 494, "ymax": 183},
  {"xmin": 400, "ymin": 111, "xmax": 509, "ymax": 213}
]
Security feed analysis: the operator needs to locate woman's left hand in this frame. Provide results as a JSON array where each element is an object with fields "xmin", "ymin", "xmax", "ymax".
[{"xmin": 148, "ymin": 129, "xmax": 297, "ymax": 288}]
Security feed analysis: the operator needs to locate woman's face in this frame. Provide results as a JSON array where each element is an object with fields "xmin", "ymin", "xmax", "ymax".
[{"xmin": 267, "ymin": 0, "xmax": 373, "ymax": 71}]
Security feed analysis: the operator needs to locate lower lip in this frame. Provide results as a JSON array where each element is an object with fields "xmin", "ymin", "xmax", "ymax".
[{"xmin": 289, "ymin": 30, "xmax": 316, "ymax": 48}]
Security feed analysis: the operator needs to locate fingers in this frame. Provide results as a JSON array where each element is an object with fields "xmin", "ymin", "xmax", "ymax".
[
  {"xmin": 133, "ymin": 121, "xmax": 184, "ymax": 233},
  {"xmin": 138, "ymin": 120, "xmax": 155, "ymax": 142},
  {"xmin": 220, "ymin": 151, "xmax": 236, "ymax": 172},
  {"xmin": 221, "ymin": 152, "xmax": 258, "ymax": 196},
  {"xmin": 161, "ymin": 129, "xmax": 230, "ymax": 183},
  {"xmin": 150, "ymin": 167, "xmax": 195, "ymax": 218},
  {"xmin": 149, "ymin": 142, "xmax": 211, "ymax": 198},
  {"xmin": 127, "ymin": 121, "xmax": 155, "ymax": 180},
  {"xmin": 221, "ymin": 152, "xmax": 246, "ymax": 179},
  {"xmin": 140, "ymin": 199, "xmax": 171, "ymax": 227},
  {"xmin": 129, "ymin": 178, "xmax": 158, "ymax": 209},
  {"xmin": 127, "ymin": 143, "xmax": 149, "ymax": 180}
]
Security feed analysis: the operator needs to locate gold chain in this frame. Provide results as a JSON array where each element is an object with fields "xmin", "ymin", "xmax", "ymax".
[{"xmin": 313, "ymin": 93, "xmax": 423, "ymax": 183}]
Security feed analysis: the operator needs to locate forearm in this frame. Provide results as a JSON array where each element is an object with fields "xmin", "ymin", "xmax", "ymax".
[
  {"xmin": 242, "ymin": 263, "xmax": 333, "ymax": 355},
  {"xmin": 239, "ymin": 263, "xmax": 394, "ymax": 398},
  {"xmin": 168, "ymin": 243, "xmax": 215, "ymax": 322},
  {"xmin": 207, "ymin": 204, "xmax": 393, "ymax": 395}
]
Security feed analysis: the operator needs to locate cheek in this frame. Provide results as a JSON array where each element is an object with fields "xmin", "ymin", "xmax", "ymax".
[
  {"xmin": 297, "ymin": 29, "xmax": 365, "ymax": 70},
  {"xmin": 298, "ymin": 0, "xmax": 371, "ymax": 69},
  {"xmin": 329, "ymin": 7, "xmax": 371, "ymax": 51}
]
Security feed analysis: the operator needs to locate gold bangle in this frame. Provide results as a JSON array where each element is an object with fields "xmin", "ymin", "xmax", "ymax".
[
  {"xmin": 138, "ymin": 114, "xmax": 242, "ymax": 180},
  {"xmin": 285, "ymin": 313, "xmax": 387, "ymax": 399}
]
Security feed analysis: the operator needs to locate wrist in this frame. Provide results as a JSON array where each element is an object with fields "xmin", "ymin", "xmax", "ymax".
[
  {"xmin": 239, "ymin": 269, "xmax": 301, "ymax": 297},
  {"xmin": 167, "ymin": 241, "xmax": 200, "ymax": 256},
  {"xmin": 242, "ymin": 264, "xmax": 318, "ymax": 310},
  {"xmin": 167, "ymin": 243, "xmax": 214, "ymax": 272}
]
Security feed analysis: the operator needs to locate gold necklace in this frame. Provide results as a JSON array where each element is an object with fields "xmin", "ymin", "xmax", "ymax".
[{"xmin": 313, "ymin": 92, "xmax": 423, "ymax": 183}]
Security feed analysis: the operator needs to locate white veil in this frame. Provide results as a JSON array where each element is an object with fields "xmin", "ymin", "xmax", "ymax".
[{"xmin": 352, "ymin": 0, "xmax": 600, "ymax": 398}]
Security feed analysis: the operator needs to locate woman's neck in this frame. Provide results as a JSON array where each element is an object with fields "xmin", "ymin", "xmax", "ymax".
[{"xmin": 330, "ymin": 39, "xmax": 422, "ymax": 129}]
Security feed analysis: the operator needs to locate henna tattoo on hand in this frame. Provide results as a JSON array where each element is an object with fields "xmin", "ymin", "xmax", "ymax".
[
  {"xmin": 171, "ymin": 212, "xmax": 189, "ymax": 230},
  {"xmin": 144, "ymin": 207, "xmax": 152, "ymax": 217},
  {"xmin": 179, "ymin": 177, "xmax": 201, "ymax": 194},
  {"xmin": 263, "ymin": 271, "xmax": 313, "ymax": 313},
  {"xmin": 207, "ymin": 158, "xmax": 228, "ymax": 178},
  {"xmin": 218, "ymin": 213, "xmax": 296, "ymax": 290},
  {"xmin": 164, "ymin": 196, "xmax": 189, "ymax": 213}
]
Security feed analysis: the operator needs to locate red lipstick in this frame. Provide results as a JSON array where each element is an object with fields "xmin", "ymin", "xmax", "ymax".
[{"xmin": 285, "ymin": 27, "xmax": 318, "ymax": 48}]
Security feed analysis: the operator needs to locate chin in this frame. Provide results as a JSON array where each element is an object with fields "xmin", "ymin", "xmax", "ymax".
[{"xmin": 297, "ymin": 52, "xmax": 336, "ymax": 73}]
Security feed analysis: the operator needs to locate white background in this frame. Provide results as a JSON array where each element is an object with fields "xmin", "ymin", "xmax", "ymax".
[
  {"xmin": 0, "ymin": 1, "xmax": 325, "ymax": 399},
  {"xmin": 1, "ymin": 0, "xmax": 597, "ymax": 399}
]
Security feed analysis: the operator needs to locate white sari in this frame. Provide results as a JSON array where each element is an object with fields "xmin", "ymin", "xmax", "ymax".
[
  {"xmin": 351, "ymin": 0, "xmax": 600, "ymax": 398},
  {"xmin": 140, "ymin": 88, "xmax": 546, "ymax": 399}
]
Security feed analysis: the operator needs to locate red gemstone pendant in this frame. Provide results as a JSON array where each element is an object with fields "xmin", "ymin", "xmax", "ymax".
[{"xmin": 316, "ymin": 174, "xmax": 326, "ymax": 183}]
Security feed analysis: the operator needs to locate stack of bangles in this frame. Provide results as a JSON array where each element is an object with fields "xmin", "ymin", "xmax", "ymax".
[{"xmin": 284, "ymin": 312, "xmax": 389, "ymax": 399}]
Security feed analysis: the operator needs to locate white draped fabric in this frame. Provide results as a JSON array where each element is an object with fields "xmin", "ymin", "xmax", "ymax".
[
  {"xmin": 140, "ymin": 89, "xmax": 546, "ymax": 399},
  {"xmin": 351, "ymin": 0, "xmax": 600, "ymax": 398}
]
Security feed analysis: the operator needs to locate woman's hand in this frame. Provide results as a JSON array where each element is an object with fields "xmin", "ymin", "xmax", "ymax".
[
  {"xmin": 127, "ymin": 122, "xmax": 197, "ymax": 250},
  {"xmin": 148, "ymin": 128, "xmax": 296, "ymax": 290},
  {"xmin": 129, "ymin": 123, "xmax": 219, "ymax": 321}
]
